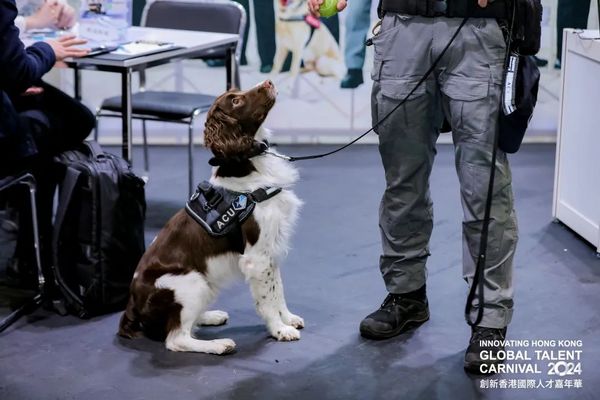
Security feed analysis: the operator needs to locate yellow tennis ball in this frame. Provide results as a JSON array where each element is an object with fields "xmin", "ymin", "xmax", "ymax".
[{"xmin": 319, "ymin": 0, "xmax": 338, "ymax": 18}]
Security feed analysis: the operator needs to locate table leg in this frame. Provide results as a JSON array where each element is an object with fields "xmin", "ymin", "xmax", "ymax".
[
  {"xmin": 73, "ymin": 67, "xmax": 81, "ymax": 101},
  {"xmin": 225, "ymin": 45, "xmax": 238, "ymax": 90},
  {"xmin": 121, "ymin": 70, "xmax": 133, "ymax": 163}
]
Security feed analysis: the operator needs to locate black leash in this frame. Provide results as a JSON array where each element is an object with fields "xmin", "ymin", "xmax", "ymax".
[
  {"xmin": 464, "ymin": 1, "xmax": 516, "ymax": 327},
  {"xmin": 265, "ymin": 17, "xmax": 470, "ymax": 163}
]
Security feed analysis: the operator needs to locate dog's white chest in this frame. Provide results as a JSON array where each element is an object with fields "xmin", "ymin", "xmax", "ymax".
[{"xmin": 252, "ymin": 190, "xmax": 301, "ymax": 258}]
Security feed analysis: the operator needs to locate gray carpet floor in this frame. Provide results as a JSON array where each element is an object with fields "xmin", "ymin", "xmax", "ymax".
[{"xmin": 0, "ymin": 144, "xmax": 598, "ymax": 400}]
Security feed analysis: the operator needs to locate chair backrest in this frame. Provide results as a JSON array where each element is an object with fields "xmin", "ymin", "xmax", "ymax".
[{"xmin": 141, "ymin": 0, "xmax": 246, "ymax": 43}]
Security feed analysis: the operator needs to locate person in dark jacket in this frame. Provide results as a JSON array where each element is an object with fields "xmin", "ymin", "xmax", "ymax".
[
  {"xmin": 1, "ymin": 0, "xmax": 92, "ymax": 286},
  {"xmin": 1, "ymin": 0, "xmax": 92, "ymax": 171}
]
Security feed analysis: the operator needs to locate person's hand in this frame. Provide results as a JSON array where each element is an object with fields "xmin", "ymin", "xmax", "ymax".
[
  {"xmin": 45, "ymin": 35, "xmax": 89, "ymax": 62},
  {"xmin": 21, "ymin": 86, "xmax": 44, "ymax": 96},
  {"xmin": 478, "ymin": 0, "xmax": 489, "ymax": 7},
  {"xmin": 308, "ymin": 0, "xmax": 347, "ymax": 18},
  {"xmin": 57, "ymin": 4, "xmax": 77, "ymax": 29},
  {"xmin": 25, "ymin": 0, "xmax": 63, "ymax": 30}
]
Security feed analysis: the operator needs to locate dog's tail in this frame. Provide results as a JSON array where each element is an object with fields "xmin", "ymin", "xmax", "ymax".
[{"xmin": 118, "ymin": 295, "xmax": 143, "ymax": 339}]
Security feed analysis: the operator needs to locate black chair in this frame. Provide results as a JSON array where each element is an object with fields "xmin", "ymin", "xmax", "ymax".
[
  {"xmin": 95, "ymin": 0, "xmax": 246, "ymax": 195},
  {"xmin": 0, "ymin": 173, "xmax": 45, "ymax": 333}
]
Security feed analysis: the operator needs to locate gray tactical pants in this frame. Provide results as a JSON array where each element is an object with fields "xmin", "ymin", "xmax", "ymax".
[{"xmin": 371, "ymin": 15, "xmax": 518, "ymax": 328}]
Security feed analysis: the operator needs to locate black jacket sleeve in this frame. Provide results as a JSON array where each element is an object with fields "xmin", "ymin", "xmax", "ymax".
[{"xmin": 0, "ymin": 0, "xmax": 56, "ymax": 95}]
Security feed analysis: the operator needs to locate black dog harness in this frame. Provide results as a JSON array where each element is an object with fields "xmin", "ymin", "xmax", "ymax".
[{"xmin": 185, "ymin": 181, "xmax": 282, "ymax": 253}]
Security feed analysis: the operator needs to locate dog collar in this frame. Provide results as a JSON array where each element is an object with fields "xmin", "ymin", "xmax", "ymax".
[{"xmin": 208, "ymin": 140, "xmax": 270, "ymax": 167}]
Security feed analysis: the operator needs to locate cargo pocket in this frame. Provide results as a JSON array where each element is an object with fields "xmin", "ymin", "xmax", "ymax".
[
  {"xmin": 470, "ymin": 18, "xmax": 507, "ymax": 54},
  {"xmin": 441, "ymin": 78, "xmax": 491, "ymax": 138},
  {"xmin": 375, "ymin": 77, "xmax": 428, "ymax": 136},
  {"xmin": 371, "ymin": 14, "xmax": 414, "ymax": 62}
]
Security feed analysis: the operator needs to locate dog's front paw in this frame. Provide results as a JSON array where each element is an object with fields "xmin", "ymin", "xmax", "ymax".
[
  {"xmin": 282, "ymin": 313, "xmax": 304, "ymax": 329},
  {"xmin": 212, "ymin": 338, "xmax": 236, "ymax": 355},
  {"xmin": 272, "ymin": 325, "xmax": 301, "ymax": 341}
]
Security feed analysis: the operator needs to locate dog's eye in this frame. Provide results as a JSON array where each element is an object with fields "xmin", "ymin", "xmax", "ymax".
[{"xmin": 232, "ymin": 97, "xmax": 242, "ymax": 106}]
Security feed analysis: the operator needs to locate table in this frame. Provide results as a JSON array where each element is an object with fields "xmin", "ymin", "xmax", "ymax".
[
  {"xmin": 552, "ymin": 29, "xmax": 600, "ymax": 255},
  {"xmin": 65, "ymin": 27, "xmax": 239, "ymax": 163}
]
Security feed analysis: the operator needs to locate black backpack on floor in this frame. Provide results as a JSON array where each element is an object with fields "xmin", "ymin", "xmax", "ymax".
[{"xmin": 52, "ymin": 141, "xmax": 146, "ymax": 318}]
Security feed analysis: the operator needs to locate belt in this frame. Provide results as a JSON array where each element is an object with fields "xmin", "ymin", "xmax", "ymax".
[{"xmin": 380, "ymin": 0, "xmax": 508, "ymax": 19}]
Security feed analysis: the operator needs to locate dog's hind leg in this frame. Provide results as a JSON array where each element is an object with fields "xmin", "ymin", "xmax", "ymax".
[
  {"xmin": 118, "ymin": 295, "xmax": 143, "ymax": 339},
  {"xmin": 157, "ymin": 272, "xmax": 236, "ymax": 354}
]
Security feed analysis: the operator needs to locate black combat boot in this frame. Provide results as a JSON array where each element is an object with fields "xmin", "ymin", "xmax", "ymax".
[
  {"xmin": 359, "ymin": 289, "xmax": 429, "ymax": 340},
  {"xmin": 464, "ymin": 326, "xmax": 508, "ymax": 374}
]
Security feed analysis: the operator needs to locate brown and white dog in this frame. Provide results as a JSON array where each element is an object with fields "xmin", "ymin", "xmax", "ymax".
[{"xmin": 118, "ymin": 80, "xmax": 304, "ymax": 354}]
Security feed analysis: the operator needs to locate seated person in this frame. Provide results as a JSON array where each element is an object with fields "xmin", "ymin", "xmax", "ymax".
[
  {"xmin": 14, "ymin": 0, "xmax": 77, "ymax": 33},
  {"xmin": 1, "ymin": 0, "xmax": 92, "ymax": 286}
]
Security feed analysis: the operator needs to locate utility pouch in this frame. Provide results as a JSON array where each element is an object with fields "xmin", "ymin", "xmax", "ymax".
[
  {"xmin": 498, "ymin": 53, "xmax": 540, "ymax": 153},
  {"xmin": 378, "ymin": 0, "xmax": 508, "ymax": 19},
  {"xmin": 511, "ymin": 0, "xmax": 543, "ymax": 55}
]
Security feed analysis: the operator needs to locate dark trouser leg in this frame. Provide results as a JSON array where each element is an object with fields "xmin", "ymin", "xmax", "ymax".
[
  {"xmin": 12, "ymin": 82, "xmax": 94, "ymax": 154},
  {"xmin": 343, "ymin": 0, "xmax": 371, "ymax": 70},
  {"xmin": 253, "ymin": 0, "xmax": 276, "ymax": 67},
  {"xmin": 436, "ymin": 17, "xmax": 517, "ymax": 328},
  {"xmin": 12, "ymin": 82, "xmax": 94, "ymax": 290},
  {"xmin": 371, "ymin": 15, "xmax": 442, "ymax": 294},
  {"xmin": 322, "ymin": 14, "xmax": 340, "ymax": 42},
  {"xmin": 557, "ymin": 0, "xmax": 592, "ymax": 61},
  {"xmin": 234, "ymin": 0, "xmax": 250, "ymax": 65}
]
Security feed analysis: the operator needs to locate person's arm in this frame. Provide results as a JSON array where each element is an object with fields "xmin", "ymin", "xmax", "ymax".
[
  {"xmin": 56, "ymin": 1, "xmax": 76, "ymax": 30},
  {"xmin": 20, "ymin": 0, "xmax": 64, "ymax": 31},
  {"xmin": 0, "ymin": 0, "xmax": 56, "ymax": 94}
]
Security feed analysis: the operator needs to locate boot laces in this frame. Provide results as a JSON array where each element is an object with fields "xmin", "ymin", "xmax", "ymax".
[
  {"xmin": 471, "ymin": 327, "xmax": 506, "ymax": 344},
  {"xmin": 380, "ymin": 294, "xmax": 409, "ymax": 312}
]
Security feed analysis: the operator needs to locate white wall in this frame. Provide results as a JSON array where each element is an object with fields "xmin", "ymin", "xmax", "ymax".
[{"xmin": 45, "ymin": 1, "xmax": 591, "ymax": 145}]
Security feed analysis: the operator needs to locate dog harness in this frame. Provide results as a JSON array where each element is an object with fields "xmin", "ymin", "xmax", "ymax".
[{"xmin": 185, "ymin": 181, "xmax": 282, "ymax": 253}]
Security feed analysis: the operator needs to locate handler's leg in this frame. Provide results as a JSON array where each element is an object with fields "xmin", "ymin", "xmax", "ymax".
[
  {"xmin": 437, "ymin": 17, "xmax": 518, "ymax": 373},
  {"xmin": 360, "ymin": 15, "xmax": 443, "ymax": 339}
]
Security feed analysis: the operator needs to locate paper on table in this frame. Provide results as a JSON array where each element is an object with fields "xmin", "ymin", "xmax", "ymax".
[{"xmin": 111, "ymin": 41, "xmax": 177, "ymax": 56}]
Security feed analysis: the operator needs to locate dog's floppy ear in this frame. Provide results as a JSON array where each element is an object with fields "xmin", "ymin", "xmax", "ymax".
[{"xmin": 204, "ymin": 106, "xmax": 254, "ymax": 160}]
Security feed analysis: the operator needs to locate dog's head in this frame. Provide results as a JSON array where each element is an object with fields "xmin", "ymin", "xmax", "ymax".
[{"xmin": 204, "ymin": 80, "xmax": 276, "ymax": 163}]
